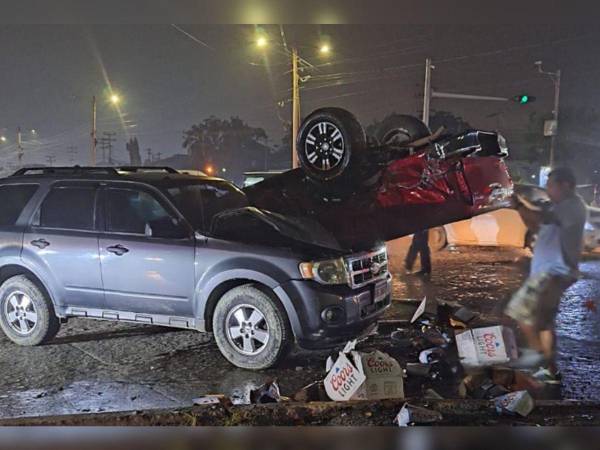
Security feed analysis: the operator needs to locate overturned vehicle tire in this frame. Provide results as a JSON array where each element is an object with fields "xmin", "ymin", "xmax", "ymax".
[
  {"xmin": 374, "ymin": 113, "xmax": 431, "ymax": 148},
  {"xmin": 297, "ymin": 107, "xmax": 367, "ymax": 183}
]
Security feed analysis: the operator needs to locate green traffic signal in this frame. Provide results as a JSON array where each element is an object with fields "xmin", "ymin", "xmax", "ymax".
[{"xmin": 513, "ymin": 94, "xmax": 536, "ymax": 104}]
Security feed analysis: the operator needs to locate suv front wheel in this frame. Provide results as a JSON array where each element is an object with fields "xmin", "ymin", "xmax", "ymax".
[
  {"xmin": 212, "ymin": 284, "xmax": 291, "ymax": 370},
  {"xmin": 0, "ymin": 275, "xmax": 60, "ymax": 346}
]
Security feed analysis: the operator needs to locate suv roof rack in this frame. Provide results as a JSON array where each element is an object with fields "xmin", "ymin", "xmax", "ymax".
[
  {"xmin": 116, "ymin": 166, "xmax": 179, "ymax": 174},
  {"xmin": 12, "ymin": 166, "xmax": 119, "ymax": 176}
]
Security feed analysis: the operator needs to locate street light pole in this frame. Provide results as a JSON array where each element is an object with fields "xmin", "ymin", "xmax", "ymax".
[
  {"xmin": 535, "ymin": 61, "xmax": 561, "ymax": 167},
  {"xmin": 291, "ymin": 47, "xmax": 300, "ymax": 169},
  {"xmin": 422, "ymin": 58, "xmax": 433, "ymax": 127},
  {"xmin": 16, "ymin": 126, "xmax": 23, "ymax": 167},
  {"xmin": 91, "ymin": 96, "xmax": 97, "ymax": 166},
  {"xmin": 550, "ymin": 69, "xmax": 561, "ymax": 168}
]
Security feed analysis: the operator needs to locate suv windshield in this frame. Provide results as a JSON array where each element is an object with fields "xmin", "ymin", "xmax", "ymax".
[{"xmin": 163, "ymin": 180, "xmax": 248, "ymax": 232}]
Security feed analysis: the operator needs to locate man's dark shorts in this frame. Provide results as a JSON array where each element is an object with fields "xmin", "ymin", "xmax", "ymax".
[{"xmin": 505, "ymin": 272, "xmax": 575, "ymax": 330}]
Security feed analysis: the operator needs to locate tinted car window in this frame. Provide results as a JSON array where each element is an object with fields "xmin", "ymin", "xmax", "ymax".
[
  {"xmin": 166, "ymin": 181, "xmax": 248, "ymax": 232},
  {"xmin": 107, "ymin": 188, "xmax": 187, "ymax": 238},
  {"xmin": 39, "ymin": 186, "xmax": 96, "ymax": 230},
  {"xmin": 0, "ymin": 184, "xmax": 38, "ymax": 227}
]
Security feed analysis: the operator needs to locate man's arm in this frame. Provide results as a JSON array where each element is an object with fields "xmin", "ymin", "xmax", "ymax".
[{"xmin": 513, "ymin": 194, "xmax": 544, "ymax": 232}]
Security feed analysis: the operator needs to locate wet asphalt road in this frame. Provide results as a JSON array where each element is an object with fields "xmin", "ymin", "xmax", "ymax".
[{"xmin": 0, "ymin": 246, "xmax": 599, "ymax": 419}]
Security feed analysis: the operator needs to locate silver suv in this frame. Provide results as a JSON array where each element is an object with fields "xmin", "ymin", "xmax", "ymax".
[{"xmin": 0, "ymin": 167, "xmax": 391, "ymax": 369}]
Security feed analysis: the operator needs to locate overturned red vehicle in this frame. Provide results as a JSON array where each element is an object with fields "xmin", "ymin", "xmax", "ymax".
[{"xmin": 244, "ymin": 108, "xmax": 513, "ymax": 251}]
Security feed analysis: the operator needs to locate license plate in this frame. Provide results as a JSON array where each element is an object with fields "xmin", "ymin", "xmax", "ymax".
[{"xmin": 373, "ymin": 279, "xmax": 389, "ymax": 304}]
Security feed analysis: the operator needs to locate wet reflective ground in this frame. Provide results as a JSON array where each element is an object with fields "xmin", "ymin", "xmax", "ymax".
[{"xmin": 0, "ymin": 247, "xmax": 598, "ymax": 419}]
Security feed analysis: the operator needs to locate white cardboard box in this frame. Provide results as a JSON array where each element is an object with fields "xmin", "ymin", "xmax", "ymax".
[
  {"xmin": 456, "ymin": 325, "xmax": 518, "ymax": 367},
  {"xmin": 324, "ymin": 349, "xmax": 404, "ymax": 401}
]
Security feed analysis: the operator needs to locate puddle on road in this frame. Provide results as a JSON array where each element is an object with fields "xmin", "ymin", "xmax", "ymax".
[{"xmin": 0, "ymin": 380, "xmax": 182, "ymax": 419}]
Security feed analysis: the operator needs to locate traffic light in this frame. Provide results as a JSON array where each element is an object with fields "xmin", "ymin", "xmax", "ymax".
[{"xmin": 513, "ymin": 94, "xmax": 536, "ymax": 104}]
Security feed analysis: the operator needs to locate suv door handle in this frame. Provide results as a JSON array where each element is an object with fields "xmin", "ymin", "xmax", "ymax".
[
  {"xmin": 106, "ymin": 244, "xmax": 129, "ymax": 256},
  {"xmin": 31, "ymin": 239, "xmax": 50, "ymax": 249}
]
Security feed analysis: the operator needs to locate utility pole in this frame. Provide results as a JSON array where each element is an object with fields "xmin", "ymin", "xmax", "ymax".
[
  {"xmin": 91, "ymin": 96, "xmax": 97, "ymax": 166},
  {"xmin": 291, "ymin": 47, "xmax": 300, "ymax": 169},
  {"xmin": 100, "ymin": 132, "xmax": 117, "ymax": 165},
  {"xmin": 422, "ymin": 58, "xmax": 433, "ymax": 127},
  {"xmin": 16, "ymin": 127, "xmax": 24, "ymax": 167},
  {"xmin": 146, "ymin": 148, "xmax": 153, "ymax": 164},
  {"xmin": 535, "ymin": 61, "xmax": 561, "ymax": 167}
]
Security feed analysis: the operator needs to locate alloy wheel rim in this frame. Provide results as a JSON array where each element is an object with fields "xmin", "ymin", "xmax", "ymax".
[
  {"xmin": 304, "ymin": 121, "xmax": 345, "ymax": 172},
  {"xmin": 225, "ymin": 304, "xmax": 270, "ymax": 356},
  {"xmin": 4, "ymin": 291, "xmax": 38, "ymax": 336}
]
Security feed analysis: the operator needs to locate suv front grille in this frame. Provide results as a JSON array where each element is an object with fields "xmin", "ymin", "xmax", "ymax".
[{"xmin": 346, "ymin": 247, "xmax": 388, "ymax": 289}]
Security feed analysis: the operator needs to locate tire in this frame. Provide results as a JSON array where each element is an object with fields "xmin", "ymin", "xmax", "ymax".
[
  {"xmin": 212, "ymin": 284, "xmax": 292, "ymax": 370},
  {"xmin": 0, "ymin": 275, "xmax": 60, "ymax": 346},
  {"xmin": 428, "ymin": 226, "xmax": 447, "ymax": 252},
  {"xmin": 297, "ymin": 107, "xmax": 366, "ymax": 182},
  {"xmin": 374, "ymin": 114, "xmax": 431, "ymax": 148}
]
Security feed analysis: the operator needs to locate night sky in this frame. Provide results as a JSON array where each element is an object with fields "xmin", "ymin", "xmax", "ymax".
[{"xmin": 2, "ymin": 24, "xmax": 600, "ymax": 171}]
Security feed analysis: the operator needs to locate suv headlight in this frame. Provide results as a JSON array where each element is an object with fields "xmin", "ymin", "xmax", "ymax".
[{"xmin": 299, "ymin": 258, "xmax": 348, "ymax": 285}]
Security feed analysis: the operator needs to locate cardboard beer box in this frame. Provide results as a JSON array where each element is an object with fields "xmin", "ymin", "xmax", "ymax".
[
  {"xmin": 493, "ymin": 390, "xmax": 535, "ymax": 417},
  {"xmin": 351, "ymin": 350, "xmax": 404, "ymax": 400},
  {"xmin": 455, "ymin": 325, "xmax": 518, "ymax": 367},
  {"xmin": 324, "ymin": 352, "xmax": 367, "ymax": 401},
  {"xmin": 324, "ymin": 349, "xmax": 404, "ymax": 401}
]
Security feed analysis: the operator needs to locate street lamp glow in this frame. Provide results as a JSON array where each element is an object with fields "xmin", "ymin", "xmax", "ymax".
[
  {"xmin": 110, "ymin": 94, "xmax": 121, "ymax": 105},
  {"xmin": 319, "ymin": 44, "xmax": 331, "ymax": 55},
  {"xmin": 31, "ymin": 129, "xmax": 36, "ymax": 134},
  {"xmin": 256, "ymin": 36, "xmax": 267, "ymax": 48},
  {"xmin": 0, "ymin": 136, "xmax": 6, "ymax": 143},
  {"xmin": 205, "ymin": 165, "xmax": 214, "ymax": 175}
]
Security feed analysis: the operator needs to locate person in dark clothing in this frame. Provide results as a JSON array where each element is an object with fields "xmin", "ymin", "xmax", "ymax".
[{"xmin": 405, "ymin": 229, "xmax": 431, "ymax": 276}]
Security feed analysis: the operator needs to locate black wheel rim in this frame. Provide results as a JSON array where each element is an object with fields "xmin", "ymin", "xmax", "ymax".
[{"xmin": 304, "ymin": 121, "xmax": 345, "ymax": 172}]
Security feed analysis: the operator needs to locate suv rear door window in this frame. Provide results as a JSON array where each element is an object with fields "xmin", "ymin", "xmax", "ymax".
[
  {"xmin": 38, "ymin": 186, "xmax": 96, "ymax": 230},
  {"xmin": 106, "ymin": 188, "xmax": 187, "ymax": 239},
  {"xmin": 0, "ymin": 184, "xmax": 38, "ymax": 227}
]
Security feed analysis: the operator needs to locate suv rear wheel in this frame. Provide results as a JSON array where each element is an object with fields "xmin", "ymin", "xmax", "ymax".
[
  {"xmin": 0, "ymin": 275, "xmax": 60, "ymax": 346},
  {"xmin": 212, "ymin": 284, "xmax": 291, "ymax": 370}
]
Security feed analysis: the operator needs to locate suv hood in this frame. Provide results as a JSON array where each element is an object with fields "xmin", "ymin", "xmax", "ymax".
[{"xmin": 210, "ymin": 206, "xmax": 345, "ymax": 256}]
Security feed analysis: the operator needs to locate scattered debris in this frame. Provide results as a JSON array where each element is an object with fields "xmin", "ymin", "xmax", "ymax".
[
  {"xmin": 424, "ymin": 388, "xmax": 444, "ymax": 400},
  {"xmin": 249, "ymin": 379, "xmax": 282, "ymax": 404},
  {"xmin": 192, "ymin": 394, "xmax": 232, "ymax": 407},
  {"xmin": 394, "ymin": 403, "xmax": 443, "ymax": 426},
  {"xmin": 293, "ymin": 381, "xmax": 329, "ymax": 403},
  {"xmin": 405, "ymin": 362, "xmax": 433, "ymax": 378},
  {"xmin": 410, "ymin": 297, "xmax": 427, "ymax": 323},
  {"xmin": 324, "ymin": 352, "xmax": 366, "ymax": 401},
  {"xmin": 324, "ymin": 345, "xmax": 404, "ymax": 401},
  {"xmin": 450, "ymin": 307, "xmax": 478, "ymax": 328},
  {"xmin": 493, "ymin": 390, "xmax": 535, "ymax": 417},
  {"xmin": 455, "ymin": 325, "xmax": 518, "ymax": 367}
]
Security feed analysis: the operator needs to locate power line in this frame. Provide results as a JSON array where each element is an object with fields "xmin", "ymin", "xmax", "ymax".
[{"xmin": 171, "ymin": 24, "xmax": 215, "ymax": 51}]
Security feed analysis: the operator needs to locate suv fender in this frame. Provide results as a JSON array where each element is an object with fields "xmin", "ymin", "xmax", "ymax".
[
  {"xmin": 15, "ymin": 252, "xmax": 63, "ymax": 310},
  {"xmin": 0, "ymin": 260, "xmax": 58, "ymax": 309},
  {"xmin": 195, "ymin": 268, "xmax": 302, "ymax": 339}
]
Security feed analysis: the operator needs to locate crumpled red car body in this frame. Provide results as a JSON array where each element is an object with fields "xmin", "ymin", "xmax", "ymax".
[{"xmin": 245, "ymin": 143, "xmax": 512, "ymax": 251}]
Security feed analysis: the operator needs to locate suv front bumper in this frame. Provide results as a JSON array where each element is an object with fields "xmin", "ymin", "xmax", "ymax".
[{"xmin": 277, "ymin": 273, "xmax": 392, "ymax": 349}]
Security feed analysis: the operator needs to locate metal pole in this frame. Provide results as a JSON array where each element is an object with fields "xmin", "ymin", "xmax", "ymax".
[
  {"xmin": 422, "ymin": 58, "xmax": 433, "ymax": 126},
  {"xmin": 291, "ymin": 47, "xmax": 300, "ymax": 169},
  {"xmin": 432, "ymin": 91, "xmax": 509, "ymax": 102},
  {"xmin": 549, "ymin": 69, "xmax": 561, "ymax": 167},
  {"xmin": 16, "ymin": 126, "xmax": 23, "ymax": 167},
  {"xmin": 91, "ymin": 96, "xmax": 97, "ymax": 166}
]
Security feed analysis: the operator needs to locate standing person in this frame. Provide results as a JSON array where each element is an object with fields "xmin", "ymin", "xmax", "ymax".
[
  {"xmin": 505, "ymin": 167, "xmax": 587, "ymax": 383},
  {"xmin": 405, "ymin": 228, "xmax": 431, "ymax": 277}
]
